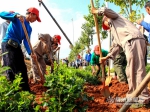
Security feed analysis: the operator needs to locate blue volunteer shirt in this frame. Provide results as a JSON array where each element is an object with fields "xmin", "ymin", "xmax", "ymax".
[
  {"xmin": 141, "ymin": 21, "xmax": 150, "ymax": 43},
  {"xmin": 85, "ymin": 53, "xmax": 91, "ymax": 62},
  {"xmin": 0, "ymin": 11, "xmax": 32, "ymax": 55}
]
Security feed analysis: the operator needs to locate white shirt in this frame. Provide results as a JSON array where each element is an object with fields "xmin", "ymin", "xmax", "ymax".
[
  {"xmin": 0, "ymin": 21, "xmax": 9, "ymax": 48},
  {"xmin": 144, "ymin": 14, "xmax": 150, "ymax": 37}
]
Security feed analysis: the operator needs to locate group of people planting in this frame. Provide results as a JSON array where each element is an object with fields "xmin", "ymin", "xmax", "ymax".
[
  {"xmin": 0, "ymin": 0, "xmax": 150, "ymax": 109},
  {"xmin": 90, "ymin": 1, "xmax": 150, "ymax": 109},
  {"xmin": 0, "ymin": 7, "xmax": 61, "ymax": 91}
]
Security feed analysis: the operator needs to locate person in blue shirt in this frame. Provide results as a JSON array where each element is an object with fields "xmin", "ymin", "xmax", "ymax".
[
  {"xmin": 137, "ymin": 1, "xmax": 150, "ymax": 44},
  {"xmin": 85, "ymin": 49, "xmax": 91, "ymax": 66},
  {"xmin": 0, "ymin": 11, "xmax": 15, "ymax": 67},
  {"xmin": 0, "ymin": 7, "xmax": 41, "ymax": 92}
]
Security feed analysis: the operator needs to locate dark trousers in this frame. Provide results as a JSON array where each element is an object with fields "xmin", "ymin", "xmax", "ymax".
[
  {"xmin": 96, "ymin": 64, "xmax": 106, "ymax": 77},
  {"xmin": 2, "ymin": 42, "xmax": 30, "ymax": 91}
]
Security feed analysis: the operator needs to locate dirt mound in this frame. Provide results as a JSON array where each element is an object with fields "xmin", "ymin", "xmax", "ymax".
[
  {"xmin": 84, "ymin": 79, "xmax": 150, "ymax": 112},
  {"xmin": 29, "ymin": 81, "xmax": 47, "ymax": 95}
]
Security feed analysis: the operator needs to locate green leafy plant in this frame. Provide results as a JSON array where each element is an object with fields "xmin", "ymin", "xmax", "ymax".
[
  {"xmin": 146, "ymin": 64, "xmax": 150, "ymax": 74},
  {"xmin": 40, "ymin": 63, "xmax": 93, "ymax": 112},
  {"xmin": 0, "ymin": 75, "xmax": 36, "ymax": 112}
]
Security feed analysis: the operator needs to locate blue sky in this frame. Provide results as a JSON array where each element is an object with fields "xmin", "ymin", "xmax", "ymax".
[
  {"xmin": 0, "ymin": 0, "xmax": 148, "ymax": 59},
  {"xmin": 47, "ymin": 0, "xmax": 121, "ymax": 21}
]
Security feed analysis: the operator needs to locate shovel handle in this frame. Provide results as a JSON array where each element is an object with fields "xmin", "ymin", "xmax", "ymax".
[
  {"xmin": 21, "ymin": 22, "xmax": 44, "ymax": 84},
  {"xmin": 38, "ymin": 0, "xmax": 73, "ymax": 46},
  {"xmin": 91, "ymin": 0, "xmax": 105, "ymax": 85},
  {"xmin": 108, "ymin": 59, "xmax": 110, "ymax": 76},
  {"xmin": 140, "ymin": 13, "xmax": 144, "ymax": 34},
  {"xmin": 119, "ymin": 72, "xmax": 150, "ymax": 112}
]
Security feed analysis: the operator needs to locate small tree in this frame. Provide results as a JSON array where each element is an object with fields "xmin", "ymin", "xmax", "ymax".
[{"xmin": 105, "ymin": 0, "xmax": 146, "ymax": 22}]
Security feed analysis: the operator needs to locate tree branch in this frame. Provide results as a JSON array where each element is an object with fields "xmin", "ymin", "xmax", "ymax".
[{"xmin": 122, "ymin": 0, "xmax": 130, "ymax": 16}]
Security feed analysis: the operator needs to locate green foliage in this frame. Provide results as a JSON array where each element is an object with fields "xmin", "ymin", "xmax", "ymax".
[
  {"xmin": 68, "ymin": 41, "xmax": 85, "ymax": 61},
  {"xmin": 68, "ymin": 0, "xmax": 108, "ymax": 61},
  {"xmin": 40, "ymin": 63, "xmax": 96, "ymax": 112},
  {"xmin": 84, "ymin": 0, "xmax": 108, "ymax": 39},
  {"xmin": 0, "ymin": 75, "xmax": 35, "ymax": 112},
  {"xmin": 148, "ymin": 47, "xmax": 150, "ymax": 57},
  {"xmin": 105, "ymin": 66, "xmax": 115, "ymax": 73},
  {"xmin": 146, "ymin": 64, "xmax": 150, "ymax": 74},
  {"xmin": 105, "ymin": 0, "xmax": 146, "ymax": 22},
  {"xmin": 0, "ymin": 66, "xmax": 10, "ymax": 75}
]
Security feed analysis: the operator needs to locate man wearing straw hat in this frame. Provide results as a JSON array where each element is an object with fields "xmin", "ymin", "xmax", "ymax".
[{"xmin": 0, "ymin": 7, "xmax": 41, "ymax": 92}]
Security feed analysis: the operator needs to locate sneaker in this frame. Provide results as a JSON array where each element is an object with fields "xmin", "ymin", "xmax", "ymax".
[
  {"xmin": 113, "ymin": 76, "xmax": 117, "ymax": 80},
  {"xmin": 144, "ymin": 101, "xmax": 150, "ymax": 109},
  {"xmin": 130, "ymin": 103, "xmax": 144, "ymax": 109},
  {"xmin": 120, "ymin": 81, "xmax": 128, "ymax": 84},
  {"xmin": 130, "ymin": 102, "xmax": 150, "ymax": 109}
]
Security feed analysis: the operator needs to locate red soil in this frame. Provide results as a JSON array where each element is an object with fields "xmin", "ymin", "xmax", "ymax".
[
  {"xmin": 26, "ymin": 60, "xmax": 150, "ymax": 112},
  {"xmin": 84, "ymin": 79, "xmax": 150, "ymax": 112},
  {"xmin": 29, "ymin": 78, "xmax": 150, "ymax": 112}
]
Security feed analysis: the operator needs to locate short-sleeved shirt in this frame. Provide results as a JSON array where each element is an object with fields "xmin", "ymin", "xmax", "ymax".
[{"xmin": 90, "ymin": 49, "xmax": 108, "ymax": 65}]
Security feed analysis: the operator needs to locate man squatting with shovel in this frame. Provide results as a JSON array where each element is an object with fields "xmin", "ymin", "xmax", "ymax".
[
  {"xmin": 0, "ymin": 7, "xmax": 41, "ymax": 92},
  {"xmin": 91, "ymin": 6, "xmax": 150, "ymax": 108},
  {"xmin": 30, "ymin": 34, "xmax": 61, "ymax": 83}
]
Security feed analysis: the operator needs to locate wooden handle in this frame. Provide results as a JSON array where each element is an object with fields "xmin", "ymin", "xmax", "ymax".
[
  {"xmin": 108, "ymin": 60, "xmax": 110, "ymax": 76},
  {"xmin": 91, "ymin": 0, "xmax": 105, "ymax": 84},
  {"xmin": 21, "ymin": 22, "xmax": 44, "ymax": 84},
  {"xmin": 57, "ymin": 48, "xmax": 60, "ymax": 64},
  {"xmin": 45, "ymin": 44, "xmax": 54, "ymax": 71},
  {"xmin": 119, "ymin": 72, "xmax": 150, "ymax": 112},
  {"xmin": 140, "ymin": 13, "xmax": 144, "ymax": 34}
]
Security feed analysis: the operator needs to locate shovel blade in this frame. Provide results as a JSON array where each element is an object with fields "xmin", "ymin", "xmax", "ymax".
[
  {"xmin": 101, "ymin": 86, "xmax": 110, "ymax": 98},
  {"xmin": 105, "ymin": 76, "xmax": 112, "ymax": 86}
]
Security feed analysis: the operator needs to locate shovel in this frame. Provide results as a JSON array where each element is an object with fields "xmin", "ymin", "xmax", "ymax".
[
  {"xmin": 91, "ymin": 0, "xmax": 110, "ymax": 98},
  {"xmin": 105, "ymin": 59, "xmax": 112, "ymax": 86},
  {"xmin": 56, "ymin": 48, "xmax": 60, "ymax": 71},
  {"xmin": 38, "ymin": 0, "xmax": 73, "ymax": 46},
  {"xmin": 119, "ymin": 72, "xmax": 150, "ymax": 112},
  {"xmin": 21, "ymin": 22, "xmax": 44, "ymax": 84}
]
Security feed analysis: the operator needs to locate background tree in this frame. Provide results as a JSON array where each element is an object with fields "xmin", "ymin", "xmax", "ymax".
[
  {"xmin": 68, "ymin": 0, "xmax": 108, "ymax": 61},
  {"xmin": 105, "ymin": 0, "xmax": 150, "ymax": 57},
  {"xmin": 105, "ymin": 0, "xmax": 146, "ymax": 22},
  {"xmin": 148, "ymin": 46, "xmax": 150, "ymax": 57},
  {"xmin": 84, "ymin": 0, "xmax": 108, "ymax": 39}
]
